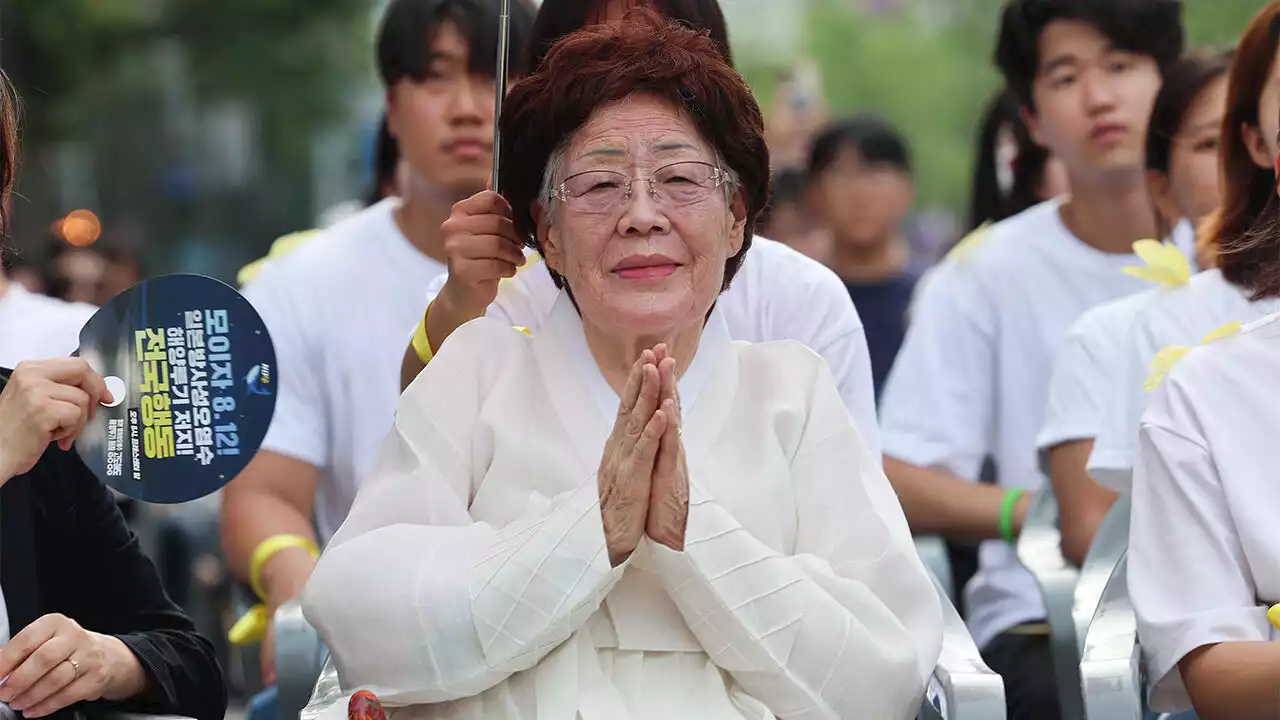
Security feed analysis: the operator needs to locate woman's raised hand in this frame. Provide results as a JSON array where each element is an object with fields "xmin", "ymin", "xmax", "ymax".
[
  {"xmin": 0, "ymin": 359, "xmax": 112, "ymax": 485},
  {"xmin": 598, "ymin": 349, "xmax": 668, "ymax": 566},
  {"xmin": 646, "ymin": 346, "xmax": 688, "ymax": 551}
]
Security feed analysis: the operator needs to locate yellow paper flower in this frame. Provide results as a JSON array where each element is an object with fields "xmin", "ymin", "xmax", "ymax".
[
  {"xmin": 1122, "ymin": 239, "xmax": 1192, "ymax": 288},
  {"xmin": 946, "ymin": 223, "xmax": 991, "ymax": 262},
  {"xmin": 1144, "ymin": 322, "xmax": 1243, "ymax": 390}
]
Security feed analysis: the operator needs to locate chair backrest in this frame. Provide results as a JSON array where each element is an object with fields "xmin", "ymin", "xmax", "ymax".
[
  {"xmin": 1072, "ymin": 495, "xmax": 1131, "ymax": 655},
  {"xmin": 928, "ymin": 574, "xmax": 1008, "ymax": 720},
  {"xmin": 1015, "ymin": 490, "xmax": 1083, "ymax": 720},
  {"xmin": 275, "ymin": 601, "xmax": 326, "ymax": 720},
  {"xmin": 300, "ymin": 654, "xmax": 343, "ymax": 720},
  {"xmin": 916, "ymin": 534, "xmax": 957, "ymax": 604},
  {"xmin": 1080, "ymin": 553, "xmax": 1145, "ymax": 720}
]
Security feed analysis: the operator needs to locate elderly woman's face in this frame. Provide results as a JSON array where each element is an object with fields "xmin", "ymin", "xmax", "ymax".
[{"xmin": 538, "ymin": 94, "xmax": 746, "ymax": 336}]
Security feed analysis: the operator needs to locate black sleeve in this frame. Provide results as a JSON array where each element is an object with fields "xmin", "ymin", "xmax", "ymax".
[{"xmin": 33, "ymin": 449, "xmax": 228, "ymax": 720}]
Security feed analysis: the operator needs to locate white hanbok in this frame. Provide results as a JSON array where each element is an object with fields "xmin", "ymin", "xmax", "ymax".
[
  {"xmin": 302, "ymin": 293, "xmax": 942, "ymax": 720},
  {"xmin": 1129, "ymin": 311, "xmax": 1280, "ymax": 711}
]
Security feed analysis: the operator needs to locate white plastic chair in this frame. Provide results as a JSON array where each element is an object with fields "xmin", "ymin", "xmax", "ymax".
[
  {"xmin": 1079, "ymin": 552, "xmax": 1145, "ymax": 719},
  {"xmin": 1014, "ymin": 490, "xmax": 1083, "ymax": 720}
]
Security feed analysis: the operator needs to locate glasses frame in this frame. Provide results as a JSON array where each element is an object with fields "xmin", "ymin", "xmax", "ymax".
[{"xmin": 549, "ymin": 160, "xmax": 735, "ymax": 214}]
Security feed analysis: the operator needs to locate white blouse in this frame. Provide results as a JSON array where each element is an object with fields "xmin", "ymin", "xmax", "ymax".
[
  {"xmin": 301, "ymin": 293, "xmax": 942, "ymax": 720},
  {"xmin": 1128, "ymin": 311, "xmax": 1280, "ymax": 712}
]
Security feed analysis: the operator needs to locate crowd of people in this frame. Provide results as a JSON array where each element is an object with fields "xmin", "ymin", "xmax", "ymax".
[{"xmin": 2, "ymin": 0, "xmax": 1280, "ymax": 718}]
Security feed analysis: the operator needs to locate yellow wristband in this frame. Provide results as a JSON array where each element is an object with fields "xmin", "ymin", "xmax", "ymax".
[
  {"xmin": 412, "ymin": 300, "xmax": 436, "ymax": 365},
  {"xmin": 249, "ymin": 534, "xmax": 319, "ymax": 603}
]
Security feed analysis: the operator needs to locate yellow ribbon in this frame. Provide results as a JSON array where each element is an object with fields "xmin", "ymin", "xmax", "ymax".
[
  {"xmin": 1122, "ymin": 239, "xmax": 1192, "ymax": 288},
  {"xmin": 237, "ymin": 229, "xmax": 322, "ymax": 287},
  {"xmin": 1144, "ymin": 322, "xmax": 1243, "ymax": 391}
]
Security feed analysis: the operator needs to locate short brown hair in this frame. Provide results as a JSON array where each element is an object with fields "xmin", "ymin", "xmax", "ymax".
[
  {"xmin": 497, "ymin": 7, "xmax": 768, "ymax": 290},
  {"xmin": 0, "ymin": 71, "xmax": 17, "ymax": 237},
  {"xmin": 1203, "ymin": 2, "xmax": 1280, "ymax": 289}
]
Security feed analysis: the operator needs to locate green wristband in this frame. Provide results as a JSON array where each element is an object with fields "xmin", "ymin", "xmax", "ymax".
[{"xmin": 999, "ymin": 488, "xmax": 1026, "ymax": 544}]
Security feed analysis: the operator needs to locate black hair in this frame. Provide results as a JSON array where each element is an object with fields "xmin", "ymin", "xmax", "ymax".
[
  {"xmin": 365, "ymin": 115, "xmax": 401, "ymax": 207},
  {"xmin": 968, "ymin": 90, "xmax": 1022, "ymax": 232},
  {"xmin": 524, "ymin": 0, "xmax": 732, "ymax": 72},
  {"xmin": 757, "ymin": 166, "xmax": 806, "ymax": 230},
  {"xmin": 806, "ymin": 115, "xmax": 912, "ymax": 182},
  {"xmin": 995, "ymin": 0, "xmax": 1185, "ymax": 110},
  {"xmin": 377, "ymin": 0, "xmax": 537, "ymax": 88},
  {"xmin": 1146, "ymin": 47, "xmax": 1233, "ymax": 174}
]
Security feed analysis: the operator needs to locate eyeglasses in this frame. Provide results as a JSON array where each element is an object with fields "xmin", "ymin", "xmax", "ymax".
[{"xmin": 551, "ymin": 161, "xmax": 734, "ymax": 215}]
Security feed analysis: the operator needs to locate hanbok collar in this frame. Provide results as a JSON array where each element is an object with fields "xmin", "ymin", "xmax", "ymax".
[{"xmin": 533, "ymin": 292, "xmax": 736, "ymax": 474}]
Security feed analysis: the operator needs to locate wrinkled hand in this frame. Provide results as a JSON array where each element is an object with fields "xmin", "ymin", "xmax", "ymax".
[
  {"xmin": 0, "ymin": 614, "xmax": 146, "ymax": 718},
  {"xmin": 598, "ymin": 349, "xmax": 668, "ymax": 566},
  {"xmin": 646, "ymin": 346, "xmax": 688, "ymax": 552},
  {"xmin": 438, "ymin": 190, "xmax": 527, "ymax": 317},
  {"xmin": 0, "ymin": 359, "xmax": 112, "ymax": 484}
]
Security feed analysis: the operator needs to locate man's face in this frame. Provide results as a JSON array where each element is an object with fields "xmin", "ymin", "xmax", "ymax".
[
  {"xmin": 1024, "ymin": 19, "xmax": 1163, "ymax": 187},
  {"xmin": 386, "ymin": 21, "xmax": 495, "ymax": 202}
]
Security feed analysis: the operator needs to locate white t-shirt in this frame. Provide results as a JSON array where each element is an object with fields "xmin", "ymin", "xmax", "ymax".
[
  {"xmin": 424, "ymin": 236, "xmax": 882, "ymax": 459},
  {"xmin": 878, "ymin": 197, "xmax": 1194, "ymax": 649},
  {"xmin": 1087, "ymin": 268, "xmax": 1280, "ymax": 493},
  {"xmin": 1036, "ymin": 289, "xmax": 1158, "ymax": 461},
  {"xmin": 0, "ymin": 284, "xmax": 96, "ymax": 367},
  {"xmin": 243, "ymin": 199, "xmax": 447, "ymax": 542},
  {"xmin": 1128, "ymin": 311, "xmax": 1280, "ymax": 712}
]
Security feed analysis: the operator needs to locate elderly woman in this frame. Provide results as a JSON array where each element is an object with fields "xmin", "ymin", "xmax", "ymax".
[{"xmin": 302, "ymin": 11, "xmax": 942, "ymax": 720}]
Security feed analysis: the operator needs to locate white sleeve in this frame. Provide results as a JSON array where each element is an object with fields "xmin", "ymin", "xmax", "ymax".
[
  {"xmin": 878, "ymin": 261, "xmax": 994, "ymax": 480},
  {"xmin": 302, "ymin": 322, "xmax": 626, "ymax": 705},
  {"xmin": 1128, "ymin": 386, "xmax": 1273, "ymax": 711},
  {"xmin": 650, "ymin": 358, "xmax": 942, "ymax": 720},
  {"xmin": 1036, "ymin": 322, "xmax": 1111, "ymax": 452},
  {"xmin": 241, "ymin": 269, "xmax": 329, "ymax": 468},
  {"xmin": 1089, "ymin": 316, "xmax": 1159, "ymax": 492}
]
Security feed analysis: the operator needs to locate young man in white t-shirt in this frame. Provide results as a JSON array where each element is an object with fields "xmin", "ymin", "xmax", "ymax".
[
  {"xmin": 877, "ymin": 1, "xmax": 1185, "ymax": 717},
  {"xmin": 220, "ymin": 0, "xmax": 537, "ymax": 684}
]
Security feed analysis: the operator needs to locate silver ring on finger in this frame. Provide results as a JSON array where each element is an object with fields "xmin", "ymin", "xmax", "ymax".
[{"xmin": 65, "ymin": 657, "xmax": 81, "ymax": 680}]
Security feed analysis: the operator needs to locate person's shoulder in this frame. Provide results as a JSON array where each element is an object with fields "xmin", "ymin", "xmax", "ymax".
[
  {"xmin": 248, "ymin": 201, "xmax": 399, "ymax": 288},
  {"xmin": 745, "ymin": 235, "xmax": 845, "ymax": 289},
  {"xmin": 958, "ymin": 199, "xmax": 1066, "ymax": 270},
  {"xmin": 729, "ymin": 235, "xmax": 863, "ymax": 336},
  {"xmin": 1068, "ymin": 289, "xmax": 1154, "ymax": 342},
  {"xmin": 1173, "ymin": 308, "xmax": 1280, "ymax": 383}
]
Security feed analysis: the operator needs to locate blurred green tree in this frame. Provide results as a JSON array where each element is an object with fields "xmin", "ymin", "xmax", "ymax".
[{"xmin": 1, "ymin": 0, "xmax": 372, "ymax": 275}]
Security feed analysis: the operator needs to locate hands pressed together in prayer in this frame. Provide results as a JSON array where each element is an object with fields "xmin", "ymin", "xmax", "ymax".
[{"xmin": 597, "ymin": 345, "xmax": 689, "ymax": 567}]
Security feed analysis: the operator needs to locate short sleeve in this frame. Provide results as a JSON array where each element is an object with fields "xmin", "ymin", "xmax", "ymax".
[
  {"xmin": 1036, "ymin": 317, "xmax": 1116, "ymax": 453},
  {"xmin": 241, "ymin": 267, "xmax": 329, "ymax": 468},
  {"xmin": 878, "ymin": 260, "xmax": 994, "ymax": 480},
  {"xmin": 1128, "ymin": 383, "xmax": 1273, "ymax": 711},
  {"xmin": 1089, "ymin": 312, "xmax": 1164, "ymax": 492}
]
